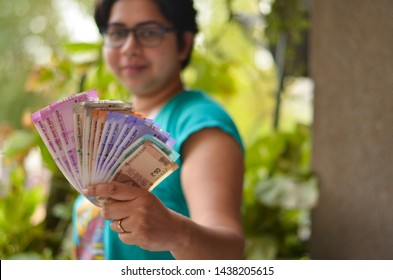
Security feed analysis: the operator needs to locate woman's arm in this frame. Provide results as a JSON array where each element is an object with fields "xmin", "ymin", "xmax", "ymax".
[{"xmin": 171, "ymin": 127, "xmax": 244, "ymax": 259}]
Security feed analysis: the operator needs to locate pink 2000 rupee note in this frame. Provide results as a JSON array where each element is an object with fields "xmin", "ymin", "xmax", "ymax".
[
  {"xmin": 31, "ymin": 89, "xmax": 99, "ymax": 192},
  {"xmin": 49, "ymin": 89, "xmax": 99, "ymax": 190},
  {"xmin": 31, "ymin": 109, "xmax": 78, "ymax": 191}
]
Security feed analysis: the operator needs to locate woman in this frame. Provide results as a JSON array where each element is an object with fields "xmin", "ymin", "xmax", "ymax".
[{"xmin": 73, "ymin": 0, "xmax": 245, "ymax": 260}]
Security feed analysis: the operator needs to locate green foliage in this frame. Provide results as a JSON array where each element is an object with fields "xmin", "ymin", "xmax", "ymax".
[
  {"xmin": 243, "ymin": 124, "xmax": 318, "ymax": 259},
  {"xmin": 36, "ymin": 134, "xmax": 61, "ymax": 176},
  {"xmin": 0, "ymin": 129, "xmax": 74, "ymax": 259},
  {"xmin": 184, "ymin": 51, "xmax": 236, "ymax": 97},
  {"xmin": 0, "ymin": 165, "xmax": 48, "ymax": 259},
  {"xmin": 27, "ymin": 42, "xmax": 130, "ymax": 102},
  {"xmin": 265, "ymin": 0, "xmax": 309, "ymax": 76},
  {"xmin": 3, "ymin": 130, "xmax": 37, "ymax": 160},
  {"xmin": 0, "ymin": 0, "xmax": 68, "ymax": 128}
]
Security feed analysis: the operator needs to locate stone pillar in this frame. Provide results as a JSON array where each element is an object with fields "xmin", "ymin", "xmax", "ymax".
[{"xmin": 310, "ymin": 0, "xmax": 393, "ymax": 259}]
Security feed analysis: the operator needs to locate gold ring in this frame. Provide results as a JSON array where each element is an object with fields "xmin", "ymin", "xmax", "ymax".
[{"xmin": 117, "ymin": 219, "xmax": 126, "ymax": 233}]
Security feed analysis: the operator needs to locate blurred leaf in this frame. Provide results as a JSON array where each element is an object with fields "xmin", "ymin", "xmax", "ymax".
[
  {"xmin": 245, "ymin": 235, "xmax": 278, "ymax": 260},
  {"xmin": 52, "ymin": 202, "xmax": 73, "ymax": 220},
  {"xmin": 63, "ymin": 42, "xmax": 101, "ymax": 54},
  {"xmin": 184, "ymin": 51, "xmax": 236, "ymax": 97},
  {"xmin": 36, "ymin": 133, "xmax": 60, "ymax": 175},
  {"xmin": 3, "ymin": 130, "xmax": 37, "ymax": 159},
  {"xmin": 0, "ymin": 169, "xmax": 46, "ymax": 258},
  {"xmin": 8, "ymin": 165, "xmax": 26, "ymax": 190},
  {"xmin": 255, "ymin": 176, "xmax": 318, "ymax": 209}
]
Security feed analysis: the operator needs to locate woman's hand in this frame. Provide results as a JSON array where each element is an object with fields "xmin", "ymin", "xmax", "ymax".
[{"xmin": 82, "ymin": 182, "xmax": 184, "ymax": 252}]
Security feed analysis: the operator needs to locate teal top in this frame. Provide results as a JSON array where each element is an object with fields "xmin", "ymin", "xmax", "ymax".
[{"xmin": 72, "ymin": 89, "xmax": 243, "ymax": 260}]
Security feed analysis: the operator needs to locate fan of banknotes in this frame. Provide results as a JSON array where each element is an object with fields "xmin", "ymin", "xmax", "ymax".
[{"xmin": 31, "ymin": 89, "xmax": 179, "ymax": 207}]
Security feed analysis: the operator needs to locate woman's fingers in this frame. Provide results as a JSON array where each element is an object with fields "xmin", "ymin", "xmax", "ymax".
[
  {"xmin": 100, "ymin": 200, "xmax": 132, "ymax": 220},
  {"xmin": 110, "ymin": 218, "xmax": 132, "ymax": 234},
  {"xmin": 82, "ymin": 181, "xmax": 145, "ymax": 201}
]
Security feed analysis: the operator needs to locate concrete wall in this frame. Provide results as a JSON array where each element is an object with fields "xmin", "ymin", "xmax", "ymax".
[{"xmin": 310, "ymin": 0, "xmax": 393, "ymax": 259}]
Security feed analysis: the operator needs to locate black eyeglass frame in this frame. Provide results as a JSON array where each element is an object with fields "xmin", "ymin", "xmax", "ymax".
[{"xmin": 102, "ymin": 23, "xmax": 176, "ymax": 48}]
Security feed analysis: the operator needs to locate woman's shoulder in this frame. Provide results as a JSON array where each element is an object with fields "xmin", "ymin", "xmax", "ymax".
[
  {"xmin": 158, "ymin": 89, "xmax": 243, "ymax": 152},
  {"xmin": 171, "ymin": 89, "xmax": 218, "ymax": 107},
  {"xmin": 170, "ymin": 89, "xmax": 229, "ymax": 117}
]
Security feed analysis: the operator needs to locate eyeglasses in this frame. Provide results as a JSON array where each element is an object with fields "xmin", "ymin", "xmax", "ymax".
[{"xmin": 103, "ymin": 23, "xmax": 176, "ymax": 48}]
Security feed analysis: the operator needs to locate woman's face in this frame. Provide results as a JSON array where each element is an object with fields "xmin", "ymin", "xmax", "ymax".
[{"xmin": 103, "ymin": 0, "xmax": 189, "ymax": 97}]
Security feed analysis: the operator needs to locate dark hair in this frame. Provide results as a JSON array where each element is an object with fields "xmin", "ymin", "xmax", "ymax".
[{"xmin": 94, "ymin": 0, "xmax": 198, "ymax": 69}]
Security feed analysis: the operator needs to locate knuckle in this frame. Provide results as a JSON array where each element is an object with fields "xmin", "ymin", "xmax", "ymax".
[
  {"xmin": 110, "ymin": 220, "xmax": 116, "ymax": 231},
  {"xmin": 136, "ymin": 206, "xmax": 149, "ymax": 220},
  {"xmin": 100, "ymin": 207, "xmax": 111, "ymax": 220}
]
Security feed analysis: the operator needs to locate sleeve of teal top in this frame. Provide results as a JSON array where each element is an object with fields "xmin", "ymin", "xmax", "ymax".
[{"xmin": 174, "ymin": 97, "xmax": 244, "ymax": 155}]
